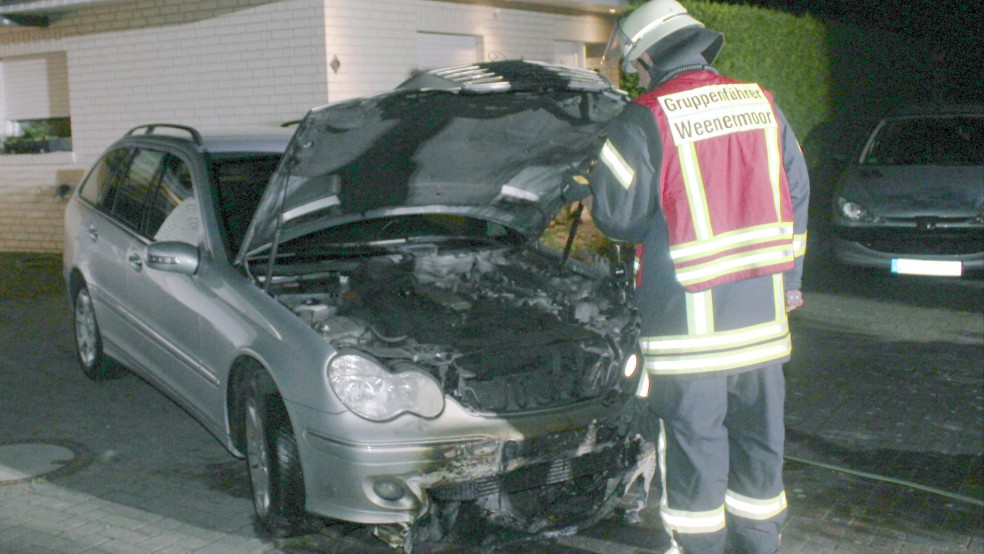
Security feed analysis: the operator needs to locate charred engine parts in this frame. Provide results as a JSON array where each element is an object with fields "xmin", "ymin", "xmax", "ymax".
[{"xmin": 275, "ymin": 247, "xmax": 637, "ymax": 413}]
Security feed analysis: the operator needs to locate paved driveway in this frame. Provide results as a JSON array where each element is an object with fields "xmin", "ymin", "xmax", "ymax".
[{"xmin": 1, "ymin": 252, "xmax": 981, "ymax": 553}]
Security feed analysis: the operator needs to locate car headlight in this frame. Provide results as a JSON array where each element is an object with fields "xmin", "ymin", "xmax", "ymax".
[
  {"xmin": 622, "ymin": 353, "xmax": 639, "ymax": 378},
  {"xmin": 836, "ymin": 196, "xmax": 879, "ymax": 222},
  {"xmin": 328, "ymin": 354, "xmax": 444, "ymax": 421}
]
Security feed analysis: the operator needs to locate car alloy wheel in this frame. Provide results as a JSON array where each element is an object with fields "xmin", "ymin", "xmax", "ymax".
[
  {"xmin": 244, "ymin": 380, "xmax": 272, "ymax": 520},
  {"xmin": 242, "ymin": 366, "xmax": 319, "ymax": 537},
  {"xmin": 72, "ymin": 285, "xmax": 123, "ymax": 380}
]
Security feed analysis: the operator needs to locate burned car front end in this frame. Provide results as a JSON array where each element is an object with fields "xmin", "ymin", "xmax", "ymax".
[
  {"xmin": 236, "ymin": 62, "xmax": 652, "ymax": 547},
  {"xmin": 281, "ymin": 242, "xmax": 649, "ymax": 546}
]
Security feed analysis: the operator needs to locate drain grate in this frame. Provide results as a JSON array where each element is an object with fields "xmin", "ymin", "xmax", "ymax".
[{"xmin": 0, "ymin": 440, "xmax": 90, "ymax": 486}]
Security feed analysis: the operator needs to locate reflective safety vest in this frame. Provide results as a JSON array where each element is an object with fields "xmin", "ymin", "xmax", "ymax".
[{"xmin": 636, "ymin": 72, "xmax": 796, "ymax": 292}]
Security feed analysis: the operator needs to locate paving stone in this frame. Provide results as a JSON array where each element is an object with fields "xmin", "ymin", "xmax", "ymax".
[{"xmin": 2, "ymin": 257, "xmax": 982, "ymax": 554}]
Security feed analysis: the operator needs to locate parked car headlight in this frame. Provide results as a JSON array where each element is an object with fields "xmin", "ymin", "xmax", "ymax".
[
  {"xmin": 329, "ymin": 354, "xmax": 444, "ymax": 421},
  {"xmin": 836, "ymin": 197, "xmax": 880, "ymax": 223}
]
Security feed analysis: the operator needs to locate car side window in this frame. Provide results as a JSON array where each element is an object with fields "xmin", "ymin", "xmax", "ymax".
[
  {"xmin": 111, "ymin": 148, "xmax": 166, "ymax": 231},
  {"xmin": 151, "ymin": 155, "xmax": 201, "ymax": 245},
  {"xmin": 78, "ymin": 148, "xmax": 132, "ymax": 208}
]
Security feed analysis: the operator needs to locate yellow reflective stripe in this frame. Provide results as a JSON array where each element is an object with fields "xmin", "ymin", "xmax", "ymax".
[
  {"xmin": 686, "ymin": 290, "xmax": 714, "ymax": 335},
  {"xmin": 670, "ymin": 222, "xmax": 794, "ymax": 262},
  {"xmin": 678, "ymin": 143, "xmax": 713, "ymax": 240},
  {"xmin": 599, "ymin": 139, "xmax": 635, "ymax": 190},
  {"xmin": 644, "ymin": 336, "xmax": 791, "ymax": 375},
  {"xmin": 660, "ymin": 504, "xmax": 726, "ymax": 534},
  {"xmin": 725, "ymin": 490, "xmax": 788, "ymax": 520},
  {"xmin": 792, "ymin": 232, "xmax": 807, "ymax": 257},
  {"xmin": 641, "ymin": 320, "xmax": 788, "ymax": 355},
  {"xmin": 765, "ymin": 127, "xmax": 782, "ymax": 219},
  {"xmin": 773, "ymin": 273, "xmax": 785, "ymax": 320},
  {"xmin": 675, "ymin": 244, "xmax": 795, "ymax": 287}
]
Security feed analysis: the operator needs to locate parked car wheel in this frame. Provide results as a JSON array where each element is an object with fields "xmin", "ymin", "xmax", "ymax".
[
  {"xmin": 243, "ymin": 366, "xmax": 320, "ymax": 537},
  {"xmin": 72, "ymin": 284, "xmax": 124, "ymax": 380}
]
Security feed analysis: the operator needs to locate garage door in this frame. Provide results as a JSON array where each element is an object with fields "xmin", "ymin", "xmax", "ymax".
[
  {"xmin": 417, "ymin": 32, "xmax": 479, "ymax": 71},
  {"xmin": 554, "ymin": 41, "xmax": 585, "ymax": 68}
]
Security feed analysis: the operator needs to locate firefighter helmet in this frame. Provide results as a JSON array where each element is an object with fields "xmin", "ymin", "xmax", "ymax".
[{"xmin": 604, "ymin": 0, "xmax": 723, "ymax": 74}]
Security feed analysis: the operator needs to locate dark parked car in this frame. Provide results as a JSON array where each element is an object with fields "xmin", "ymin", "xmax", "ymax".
[
  {"xmin": 64, "ymin": 61, "xmax": 654, "ymax": 551},
  {"xmin": 830, "ymin": 105, "xmax": 983, "ymax": 276}
]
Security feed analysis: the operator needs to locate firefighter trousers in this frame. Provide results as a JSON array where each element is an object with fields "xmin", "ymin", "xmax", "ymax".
[{"xmin": 649, "ymin": 363, "xmax": 787, "ymax": 554}]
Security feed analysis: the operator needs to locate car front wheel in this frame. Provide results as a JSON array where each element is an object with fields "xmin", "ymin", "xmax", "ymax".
[
  {"xmin": 73, "ymin": 284, "xmax": 124, "ymax": 380},
  {"xmin": 243, "ymin": 366, "xmax": 320, "ymax": 537}
]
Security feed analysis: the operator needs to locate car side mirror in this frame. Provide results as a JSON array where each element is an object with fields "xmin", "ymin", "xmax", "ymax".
[{"xmin": 146, "ymin": 241, "xmax": 200, "ymax": 275}]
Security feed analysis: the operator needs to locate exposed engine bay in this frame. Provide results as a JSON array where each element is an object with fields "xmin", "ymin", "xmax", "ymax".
[{"xmin": 271, "ymin": 244, "xmax": 637, "ymax": 414}]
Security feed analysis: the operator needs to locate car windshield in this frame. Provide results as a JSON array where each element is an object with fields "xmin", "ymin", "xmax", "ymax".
[
  {"xmin": 210, "ymin": 154, "xmax": 283, "ymax": 256},
  {"xmin": 862, "ymin": 115, "xmax": 984, "ymax": 166}
]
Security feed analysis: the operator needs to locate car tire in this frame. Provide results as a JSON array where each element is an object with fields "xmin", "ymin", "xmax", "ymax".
[
  {"xmin": 72, "ymin": 284, "xmax": 125, "ymax": 380},
  {"xmin": 243, "ymin": 366, "xmax": 320, "ymax": 538}
]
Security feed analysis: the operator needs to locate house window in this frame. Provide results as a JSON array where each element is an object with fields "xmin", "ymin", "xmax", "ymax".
[
  {"xmin": 0, "ymin": 52, "xmax": 72, "ymax": 154},
  {"xmin": 417, "ymin": 32, "xmax": 479, "ymax": 71}
]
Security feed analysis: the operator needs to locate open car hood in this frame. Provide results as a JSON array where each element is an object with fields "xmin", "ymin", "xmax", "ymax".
[{"xmin": 236, "ymin": 61, "xmax": 627, "ymax": 262}]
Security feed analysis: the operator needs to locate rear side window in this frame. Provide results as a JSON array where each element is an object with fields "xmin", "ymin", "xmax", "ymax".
[
  {"xmin": 144, "ymin": 154, "xmax": 194, "ymax": 238},
  {"xmin": 78, "ymin": 148, "xmax": 131, "ymax": 207},
  {"xmin": 111, "ymin": 149, "xmax": 166, "ymax": 231}
]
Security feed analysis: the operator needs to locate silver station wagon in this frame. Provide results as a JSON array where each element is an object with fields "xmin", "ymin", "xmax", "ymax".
[{"xmin": 64, "ymin": 61, "xmax": 654, "ymax": 551}]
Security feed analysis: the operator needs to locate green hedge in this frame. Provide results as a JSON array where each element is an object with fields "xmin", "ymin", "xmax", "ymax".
[{"xmin": 623, "ymin": 1, "xmax": 832, "ymax": 144}]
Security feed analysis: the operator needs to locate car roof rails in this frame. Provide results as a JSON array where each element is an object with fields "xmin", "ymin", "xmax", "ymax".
[{"xmin": 124, "ymin": 123, "xmax": 203, "ymax": 146}]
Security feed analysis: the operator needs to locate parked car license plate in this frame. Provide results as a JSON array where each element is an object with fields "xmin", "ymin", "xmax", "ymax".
[{"xmin": 891, "ymin": 258, "xmax": 963, "ymax": 276}]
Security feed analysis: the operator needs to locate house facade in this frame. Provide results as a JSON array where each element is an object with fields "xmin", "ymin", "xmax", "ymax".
[{"xmin": 0, "ymin": 0, "xmax": 624, "ymax": 253}]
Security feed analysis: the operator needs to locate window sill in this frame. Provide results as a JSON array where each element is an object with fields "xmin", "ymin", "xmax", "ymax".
[{"xmin": 0, "ymin": 151, "xmax": 76, "ymax": 165}]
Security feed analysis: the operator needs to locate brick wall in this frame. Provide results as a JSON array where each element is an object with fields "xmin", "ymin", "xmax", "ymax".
[
  {"xmin": 1, "ymin": 0, "xmax": 328, "ymax": 253},
  {"xmin": 1, "ymin": 0, "xmax": 615, "ymax": 253},
  {"xmin": 323, "ymin": 0, "xmax": 613, "ymax": 101},
  {"xmin": 0, "ymin": 154, "xmax": 83, "ymax": 252}
]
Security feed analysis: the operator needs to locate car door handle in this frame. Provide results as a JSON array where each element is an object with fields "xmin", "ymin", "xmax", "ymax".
[
  {"xmin": 128, "ymin": 254, "xmax": 143, "ymax": 272},
  {"xmin": 87, "ymin": 224, "xmax": 98, "ymax": 242}
]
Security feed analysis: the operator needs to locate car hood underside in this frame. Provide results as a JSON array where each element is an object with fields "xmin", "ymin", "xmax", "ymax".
[{"xmin": 237, "ymin": 75, "xmax": 626, "ymax": 261}]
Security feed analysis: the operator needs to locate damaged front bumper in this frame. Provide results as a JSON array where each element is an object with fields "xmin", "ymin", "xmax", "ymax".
[{"xmin": 293, "ymin": 398, "xmax": 656, "ymax": 545}]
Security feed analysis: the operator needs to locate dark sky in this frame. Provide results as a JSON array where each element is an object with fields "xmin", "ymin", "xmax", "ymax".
[{"xmin": 714, "ymin": 0, "xmax": 983, "ymax": 40}]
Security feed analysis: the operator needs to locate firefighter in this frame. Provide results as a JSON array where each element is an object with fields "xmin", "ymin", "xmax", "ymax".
[{"xmin": 571, "ymin": 1, "xmax": 809, "ymax": 552}]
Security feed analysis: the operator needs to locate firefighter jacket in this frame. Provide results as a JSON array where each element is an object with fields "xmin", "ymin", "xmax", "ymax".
[{"xmin": 588, "ymin": 70, "xmax": 809, "ymax": 380}]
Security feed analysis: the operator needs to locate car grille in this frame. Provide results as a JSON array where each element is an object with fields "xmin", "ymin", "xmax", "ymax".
[
  {"xmin": 430, "ymin": 445, "xmax": 625, "ymax": 502},
  {"xmin": 453, "ymin": 342, "xmax": 619, "ymax": 413},
  {"xmin": 836, "ymin": 226, "xmax": 984, "ymax": 255}
]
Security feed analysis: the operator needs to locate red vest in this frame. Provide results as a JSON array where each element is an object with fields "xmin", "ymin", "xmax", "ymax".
[{"xmin": 636, "ymin": 72, "xmax": 795, "ymax": 292}]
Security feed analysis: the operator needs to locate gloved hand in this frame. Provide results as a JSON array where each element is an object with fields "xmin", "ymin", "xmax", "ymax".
[
  {"xmin": 613, "ymin": 396, "xmax": 660, "ymax": 443},
  {"xmin": 561, "ymin": 172, "xmax": 593, "ymax": 203},
  {"xmin": 785, "ymin": 289, "xmax": 804, "ymax": 312}
]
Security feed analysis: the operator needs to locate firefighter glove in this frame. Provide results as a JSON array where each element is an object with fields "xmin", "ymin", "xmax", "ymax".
[{"xmin": 616, "ymin": 396, "xmax": 660, "ymax": 443}]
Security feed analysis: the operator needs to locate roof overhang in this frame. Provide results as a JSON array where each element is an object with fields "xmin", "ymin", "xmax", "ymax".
[
  {"xmin": 0, "ymin": 0, "xmax": 130, "ymax": 26},
  {"xmin": 436, "ymin": 0, "xmax": 627, "ymax": 15},
  {"xmin": 0, "ymin": 0, "xmax": 629, "ymax": 17},
  {"xmin": 0, "ymin": 0, "xmax": 125, "ymax": 15}
]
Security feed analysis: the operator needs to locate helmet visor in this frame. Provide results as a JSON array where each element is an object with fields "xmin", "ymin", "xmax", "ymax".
[{"xmin": 601, "ymin": 22, "xmax": 635, "ymax": 75}]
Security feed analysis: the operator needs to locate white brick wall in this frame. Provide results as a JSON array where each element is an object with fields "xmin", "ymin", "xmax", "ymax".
[
  {"xmin": 0, "ymin": 0, "xmax": 616, "ymax": 252},
  {"xmin": 0, "ymin": 154, "xmax": 83, "ymax": 252},
  {"xmin": 323, "ymin": 0, "xmax": 614, "ymax": 102}
]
